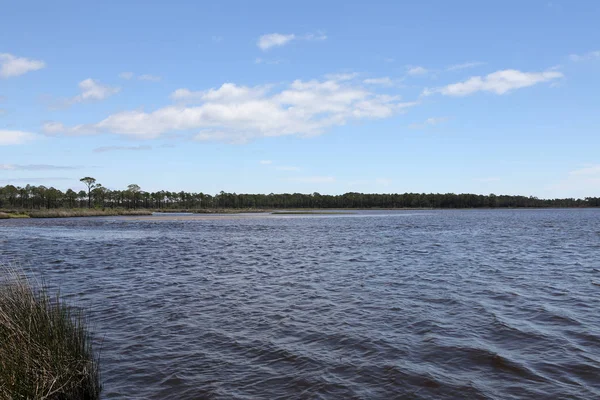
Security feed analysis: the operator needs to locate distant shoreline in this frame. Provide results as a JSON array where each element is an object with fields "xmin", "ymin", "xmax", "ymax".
[
  {"xmin": 1, "ymin": 207, "xmax": 598, "ymax": 219},
  {"xmin": 2, "ymin": 181, "xmax": 599, "ymax": 214}
]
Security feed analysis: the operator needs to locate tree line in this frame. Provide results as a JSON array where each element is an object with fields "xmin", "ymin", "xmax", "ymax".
[{"xmin": 0, "ymin": 177, "xmax": 598, "ymax": 210}]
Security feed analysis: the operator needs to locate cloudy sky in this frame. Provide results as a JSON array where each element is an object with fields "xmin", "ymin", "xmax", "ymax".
[{"xmin": 1, "ymin": 0, "xmax": 599, "ymax": 198}]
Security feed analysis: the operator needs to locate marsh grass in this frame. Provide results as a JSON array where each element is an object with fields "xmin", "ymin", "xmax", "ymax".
[
  {"xmin": 0, "ymin": 265, "xmax": 100, "ymax": 399},
  {"xmin": 27, "ymin": 209, "xmax": 151, "ymax": 218},
  {"xmin": 0, "ymin": 212, "xmax": 30, "ymax": 219},
  {"xmin": 0, "ymin": 208, "xmax": 152, "ymax": 218}
]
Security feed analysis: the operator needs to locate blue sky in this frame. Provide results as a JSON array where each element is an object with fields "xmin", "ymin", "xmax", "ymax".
[{"xmin": 1, "ymin": 0, "xmax": 599, "ymax": 198}]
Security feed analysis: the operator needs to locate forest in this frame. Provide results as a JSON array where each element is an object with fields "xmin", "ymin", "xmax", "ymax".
[{"xmin": 0, "ymin": 177, "xmax": 598, "ymax": 210}]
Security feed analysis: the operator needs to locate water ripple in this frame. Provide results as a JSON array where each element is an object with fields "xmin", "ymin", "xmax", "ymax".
[{"xmin": 1, "ymin": 209, "xmax": 600, "ymax": 399}]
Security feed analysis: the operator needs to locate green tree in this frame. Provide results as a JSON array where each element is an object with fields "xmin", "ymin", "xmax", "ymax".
[
  {"xmin": 127, "ymin": 184, "xmax": 141, "ymax": 209},
  {"xmin": 80, "ymin": 177, "xmax": 97, "ymax": 208},
  {"xmin": 91, "ymin": 185, "xmax": 108, "ymax": 208},
  {"xmin": 65, "ymin": 189, "xmax": 77, "ymax": 208}
]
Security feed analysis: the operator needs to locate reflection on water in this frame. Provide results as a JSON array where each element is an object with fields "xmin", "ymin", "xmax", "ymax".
[{"xmin": 1, "ymin": 209, "xmax": 600, "ymax": 399}]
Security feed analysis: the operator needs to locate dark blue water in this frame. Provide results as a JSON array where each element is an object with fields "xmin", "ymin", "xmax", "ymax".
[{"xmin": 1, "ymin": 209, "xmax": 600, "ymax": 399}]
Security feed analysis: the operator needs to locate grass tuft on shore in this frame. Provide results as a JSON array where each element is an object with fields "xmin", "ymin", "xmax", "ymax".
[{"xmin": 0, "ymin": 265, "xmax": 101, "ymax": 399}]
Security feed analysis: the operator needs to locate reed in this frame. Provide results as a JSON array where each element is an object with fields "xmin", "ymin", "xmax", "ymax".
[{"xmin": 0, "ymin": 265, "xmax": 100, "ymax": 399}]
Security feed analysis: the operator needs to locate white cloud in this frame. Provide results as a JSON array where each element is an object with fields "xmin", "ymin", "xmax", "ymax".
[
  {"xmin": 0, "ymin": 53, "xmax": 45, "ymax": 78},
  {"xmin": 171, "ymin": 83, "xmax": 270, "ymax": 103},
  {"xmin": 94, "ymin": 145, "xmax": 152, "ymax": 153},
  {"xmin": 407, "ymin": 66, "xmax": 428, "ymax": 76},
  {"xmin": 170, "ymin": 88, "xmax": 197, "ymax": 101},
  {"xmin": 363, "ymin": 77, "xmax": 394, "ymax": 86},
  {"xmin": 446, "ymin": 61, "xmax": 485, "ymax": 71},
  {"xmin": 48, "ymin": 77, "xmax": 416, "ymax": 142},
  {"xmin": 119, "ymin": 72, "xmax": 134, "ymax": 80},
  {"xmin": 424, "ymin": 69, "xmax": 563, "ymax": 96},
  {"xmin": 569, "ymin": 50, "xmax": 600, "ymax": 62},
  {"xmin": 288, "ymin": 176, "xmax": 335, "ymax": 183},
  {"xmin": 42, "ymin": 121, "xmax": 96, "ymax": 136},
  {"xmin": 257, "ymin": 32, "xmax": 327, "ymax": 51},
  {"xmin": 212, "ymin": 36, "xmax": 224, "ymax": 43},
  {"xmin": 409, "ymin": 117, "xmax": 449, "ymax": 129},
  {"xmin": 65, "ymin": 79, "xmax": 120, "ymax": 105},
  {"xmin": 41, "ymin": 79, "xmax": 119, "ymax": 108},
  {"xmin": 138, "ymin": 74, "xmax": 161, "ymax": 82},
  {"xmin": 259, "ymin": 160, "xmax": 272, "ymax": 165},
  {"xmin": 258, "ymin": 33, "xmax": 296, "ymax": 50},
  {"xmin": 0, "ymin": 130, "xmax": 37, "ymax": 145}
]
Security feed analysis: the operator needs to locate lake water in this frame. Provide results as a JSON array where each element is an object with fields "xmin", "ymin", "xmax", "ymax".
[{"xmin": 1, "ymin": 209, "xmax": 600, "ymax": 399}]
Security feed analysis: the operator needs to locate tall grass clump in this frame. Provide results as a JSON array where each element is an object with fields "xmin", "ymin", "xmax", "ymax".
[{"xmin": 0, "ymin": 265, "xmax": 100, "ymax": 399}]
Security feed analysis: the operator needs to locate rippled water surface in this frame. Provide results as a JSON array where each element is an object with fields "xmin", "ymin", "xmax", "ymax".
[{"xmin": 2, "ymin": 209, "xmax": 600, "ymax": 399}]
